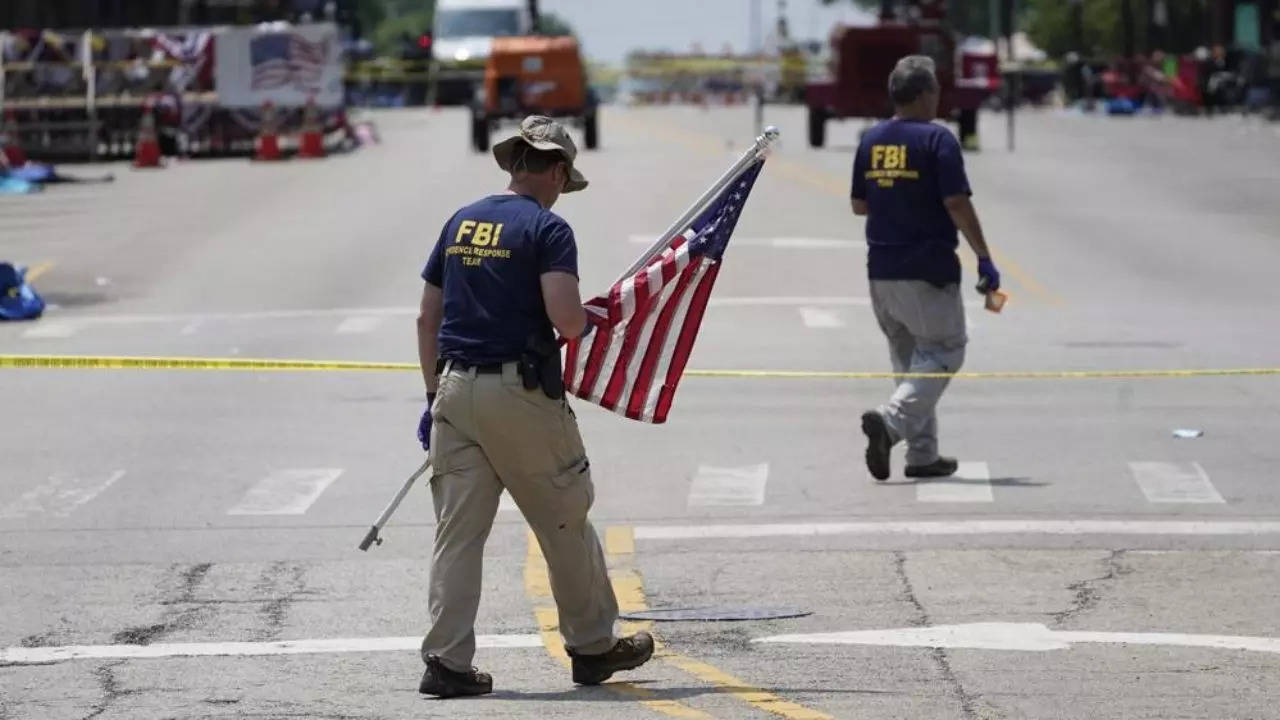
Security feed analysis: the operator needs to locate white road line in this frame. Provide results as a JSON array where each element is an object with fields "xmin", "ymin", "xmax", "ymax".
[
  {"xmin": 20, "ymin": 321, "xmax": 77, "ymax": 339},
  {"xmin": 753, "ymin": 623, "xmax": 1280, "ymax": 655},
  {"xmin": 634, "ymin": 519, "xmax": 1280, "ymax": 540},
  {"xmin": 798, "ymin": 307, "xmax": 844, "ymax": 329},
  {"xmin": 227, "ymin": 469, "xmax": 343, "ymax": 516},
  {"xmin": 628, "ymin": 234, "xmax": 863, "ymax": 249},
  {"xmin": 712, "ymin": 296, "xmax": 983, "ymax": 308},
  {"xmin": 1130, "ymin": 462, "xmax": 1225, "ymax": 504},
  {"xmin": 687, "ymin": 463, "xmax": 769, "ymax": 507},
  {"xmin": 23, "ymin": 297, "xmax": 965, "ymax": 328},
  {"xmin": 916, "ymin": 461, "xmax": 994, "ymax": 503},
  {"xmin": 770, "ymin": 237, "xmax": 864, "ymax": 249},
  {"xmin": 713, "ymin": 296, "xmax": 871, "ymax": 307},
  {"xmin": 0, "ymin": 634, "xmax": 544, "ymax": 665},
  {"xmin": 335, "ymin": 316, "xmax": 384, "ymax": 335},
  {"xmin": 0, "ymin": 470, "xmax": 126, "ymax": 519},
  {"xmin": 965, "ymin": 308, "xmax": 979, "ymax": 333},
  {"xmin": 29, "ymin": 307, "xmax": 420, "ymax": 326}
]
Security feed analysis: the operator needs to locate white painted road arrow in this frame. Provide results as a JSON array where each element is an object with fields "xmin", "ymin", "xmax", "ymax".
[
  {"xmin": 0, "ymin": 634, "xmax": 543, "ymax": 665},
  {"xmin": 754, "ymin": 623, "xmax": 1280, "ymax": 655}
]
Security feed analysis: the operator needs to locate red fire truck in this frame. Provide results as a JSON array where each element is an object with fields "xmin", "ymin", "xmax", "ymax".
[{"xmin": 804, "ymin": 0, "xmax": 999, "ymax": 150}]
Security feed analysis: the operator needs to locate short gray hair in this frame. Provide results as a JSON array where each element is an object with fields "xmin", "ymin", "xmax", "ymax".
[{"xmin": 888, "ymin": 55, "xmax": 939, "ymax": 106}]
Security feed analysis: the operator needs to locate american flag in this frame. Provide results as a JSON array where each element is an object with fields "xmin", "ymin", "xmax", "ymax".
[
  {"xmin": 250, "ymin": 33, "xmax": 329, "ymax": 91},
  {"xmin": 152, "ymin": 31, "xmax": 212, "ymax": 93},
  {"xmin": 563, "ymin": 160, "xmax": 765, "ymax": 424}
]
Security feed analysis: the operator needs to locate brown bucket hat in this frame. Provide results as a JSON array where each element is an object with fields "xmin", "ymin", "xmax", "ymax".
[{"xmin": 492, "ymin": 115, "xmax": 588, "ymax": 193}]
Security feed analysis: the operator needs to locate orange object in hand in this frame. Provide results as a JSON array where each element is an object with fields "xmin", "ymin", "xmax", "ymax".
[{"xmin": 984, "ymin": 290, "xmax": 1008, "ymax": 313}]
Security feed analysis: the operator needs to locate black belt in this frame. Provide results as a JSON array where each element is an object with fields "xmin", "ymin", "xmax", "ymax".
[{"xmin": 447, "ymin": 359, "xmax": 508, "ymax": 375}]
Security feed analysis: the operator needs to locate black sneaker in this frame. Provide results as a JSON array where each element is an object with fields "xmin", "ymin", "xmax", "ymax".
[
  {"xmin": 419, "ymin": 655, "xmax": 493, "ymax": 698},
  {"xmin": 861, "ymin": 411, "xmax": 892, "ymax": 481},
  {"xmin": 568, "ymin": 631, "xmax": 655, "ymax": 686},
  {"xmin": 905, "ymin": 457, "xmax": 959, "ymax": 478}
]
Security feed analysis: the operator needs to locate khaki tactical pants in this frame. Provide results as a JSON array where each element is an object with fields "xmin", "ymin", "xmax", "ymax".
[
  {"xmin": 421, "ymin": 362, "xmax": 618, "ymax": 672},
  {"xmin": 869, "ymin": 280, "xmax": 968, "ymax": 466}
]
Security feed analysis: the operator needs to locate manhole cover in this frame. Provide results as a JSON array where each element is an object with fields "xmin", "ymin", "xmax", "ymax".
[{"xmin": 619, "ymin": 606, "xmax": 811, "ymax": 622}]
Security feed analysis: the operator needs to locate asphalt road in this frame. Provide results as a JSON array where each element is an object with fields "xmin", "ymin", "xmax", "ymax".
[{"xmin": 2, "ymin": 105, "xmax": 1279, "ymax": 719}]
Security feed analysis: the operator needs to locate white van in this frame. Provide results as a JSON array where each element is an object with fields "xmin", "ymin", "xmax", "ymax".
[{"xmin": 432, "ymin": 0, "xmax": 533, "ymax": 66}]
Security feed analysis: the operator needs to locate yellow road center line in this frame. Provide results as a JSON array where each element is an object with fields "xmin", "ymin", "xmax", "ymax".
[
  {"xmin": 523, "ymin": 531, "xmax": 712, "ymax": 719},
  {"xmin": 606, "ymin": 527, "xmax": 834, "ymax": 720},
  {"xmin": 661, "ymin": 655, "xmax": 833, "ymax": 720},
  {"xmin": 4, "ymin": 355, "xmax": 1280, "ymax": 381},
  {"xmin": 606, "ymin": 525, "xmax": 636, "ymax": 556},
  {"xmin": 25, "ymin": 261, "xmax": 55, "ymax": 282},
  {"xmin": 988, "ymin": 245, "xmax": 1064, "ymax": 305}
]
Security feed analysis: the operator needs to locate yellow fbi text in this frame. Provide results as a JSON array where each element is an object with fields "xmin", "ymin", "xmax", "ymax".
[
  {"xmin": 449, "ymin": 220, "xmax": 511, "ymax": 266},
  {"xmin": 865, "ymin": 144, "xmax": 919, "ymax": 187}
]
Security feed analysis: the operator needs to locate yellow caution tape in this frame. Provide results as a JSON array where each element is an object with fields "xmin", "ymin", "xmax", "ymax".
[
  {"xmin": 2, "ymin": 355, "xmax": 1279, "ymax": 380},
  {"xmin": 0, "ymin": 355, "xmax": 415, "ymax": 372},
  {"xmin": 685, "ymin": 368, "xmax": 1280, "ymax": 380}
]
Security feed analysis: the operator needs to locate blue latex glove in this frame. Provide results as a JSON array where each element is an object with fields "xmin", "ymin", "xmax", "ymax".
[
  {"xmin": 417, "ymin": 393, "xmax": 436, "ymax": 451},
  {"xmin": 976, "ymin": 257, "xmax": 1001, "ymax": 293}
]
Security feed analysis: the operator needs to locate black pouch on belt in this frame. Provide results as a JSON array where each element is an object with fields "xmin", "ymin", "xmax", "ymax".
[
  {"xmin": 522, "ymin": 333, "xmax": 565, "ymax": 400},
  {"xmin": 518, "ymin": 353, "xmax": 540, "ymax": 392}
]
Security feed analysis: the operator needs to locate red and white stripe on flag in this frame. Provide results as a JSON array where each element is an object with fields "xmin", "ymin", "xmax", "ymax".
[{"xmin": 563, "ymin": 232, "xmax": 720, "ymax": 424}]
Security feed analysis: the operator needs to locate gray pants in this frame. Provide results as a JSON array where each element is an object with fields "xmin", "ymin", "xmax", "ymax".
[{"xmin": 869, "ymin": 280, "xmax": 968, "ymax": 466}]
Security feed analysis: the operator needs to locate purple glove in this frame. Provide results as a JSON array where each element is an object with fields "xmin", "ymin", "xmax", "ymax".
[
  {"xmin": 417, "ymin": 393, "xmax": 436, "ymax": 451},
  {"xmin": 976, "ymin": 257, "xmax": 1001, "ymax": 293}
]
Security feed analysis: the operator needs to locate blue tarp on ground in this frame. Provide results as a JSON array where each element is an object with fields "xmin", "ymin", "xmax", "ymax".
[
  {"xmin": 8, "ymin": 164, "xmax": 56, "ymax": 183},
  {"xmin": 0, "ymin": 263, "xmax": 46, "ymax": 321},
  {"xmin": 0, "ymin": 175, "xmax": 42, "ymax": 194}
]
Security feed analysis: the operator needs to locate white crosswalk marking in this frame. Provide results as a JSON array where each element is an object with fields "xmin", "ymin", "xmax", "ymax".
[
  {"xmin": 688, "ymin": 464, "xmax": 769, "ymax": 507},
  {"xmin": 335, "ymin": 316, "xmax": 383, "ymax": 334},
  {"xmin": 0, "ymin": 470, "xmax": 126, "ymax": 519},
  {"xmin": 498, "ymin": 491, "xmax": 518, "ymax": 513},
  {"xmin": 769, "ymin": 237, "xmax": 864, "ymax": 249},
  {"xmin": 1129, "ymin": 462, "xmax": 1225, "ymax": 504},
  {"xmin": 20, "ymin": 321, "xmax": 77, "ymax": 339},
  {"xmin": 916, "ymin": 462, "xmax": 994, "ymax": 503},
  {"xmin": 798, "ymin": 307, "xmax": 844, "ymax": 328},
  {"xmin": 227, "ymin": 469, "xmax": 344, "ymax": 515}
]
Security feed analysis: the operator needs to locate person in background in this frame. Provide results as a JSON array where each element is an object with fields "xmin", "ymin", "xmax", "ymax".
[
  {"xmin": 850, "ymin": 56, "xmax": 1000, "ymax": 482},
  {"xmin": 1268, "ymin": 39, "xmax": 1280, "ymax": 118},
  {"xmin": 1243, "ymin": 49, "xmax": 1271, "ymax": 114}
]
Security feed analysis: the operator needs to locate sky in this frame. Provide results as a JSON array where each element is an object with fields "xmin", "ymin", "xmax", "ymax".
[{"xmin": 538, "ymin": 0, "xmax": 875, "ymax": 62}]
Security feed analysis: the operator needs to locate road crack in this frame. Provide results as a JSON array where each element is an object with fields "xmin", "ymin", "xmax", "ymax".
[
  {"xmin": 20, "ymin": 632, "xmax": 54, "ymax": 648},
  {"xmin": 253, "ymin": 562, "xmax": 309, "ymax": 641},
  {"xmin": 81, "ymin": 661, "xmax": 136, "ymax": 720},
  {"xmin": 893, "ymin": 551, "xmax": 990, "ymax": 720},
  {"xmin": 1051, "ymin": 550, "xmax": 1131, "ymax": 626},
  {"xmin": 111, "ymin": 562, "xmax": 213, "ymax": 645}
]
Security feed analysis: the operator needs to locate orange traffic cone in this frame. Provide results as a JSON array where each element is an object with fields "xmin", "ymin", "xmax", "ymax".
[
  {"xmin": 297, "ymin": 96, "xmax": 325, "ymax": 159},
  {"xmin": 254, "ymin": 101, "xmax": 283, "ymax": 161},
  {"xmin": 1, "ymin": 111, "xmax": 28, "ymax": 166},
  {"xmin": 133, "ymin": 110, "xmax": 163, "ymax": 168}
]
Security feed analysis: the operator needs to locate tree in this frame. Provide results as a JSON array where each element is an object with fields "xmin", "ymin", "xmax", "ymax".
[
  {"xmin": 820, "ymin": 0, "xmax": 1213, "ymax": 57},
  {"xmin": 818, "ymin": 0, "xmax": 1010, "ymax": 37},
  {"xmin": 1023, "ymin": 0, "xmax": 1210, "ymax": 58},
  {"xmin": 534, "ymin": 11, "xmax": 576, "ymax": 37},
  {"xmin": 372, "ymin": 9, "xmax": 434, "ymax": 56}
]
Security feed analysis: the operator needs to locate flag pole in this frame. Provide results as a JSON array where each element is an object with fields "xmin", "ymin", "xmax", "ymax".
[{"xmin": 614, "ymin": 126, "xmax": 781, "ymax": 284}]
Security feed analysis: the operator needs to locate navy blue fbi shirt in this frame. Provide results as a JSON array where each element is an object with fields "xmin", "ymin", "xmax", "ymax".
[
  {"xmin": 851, "ymin": 119, "xmax": 972, "ymax": 286},
  {"xmin": 423, "ymin": 194, "xmax": 578, "ymax": 364}
]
